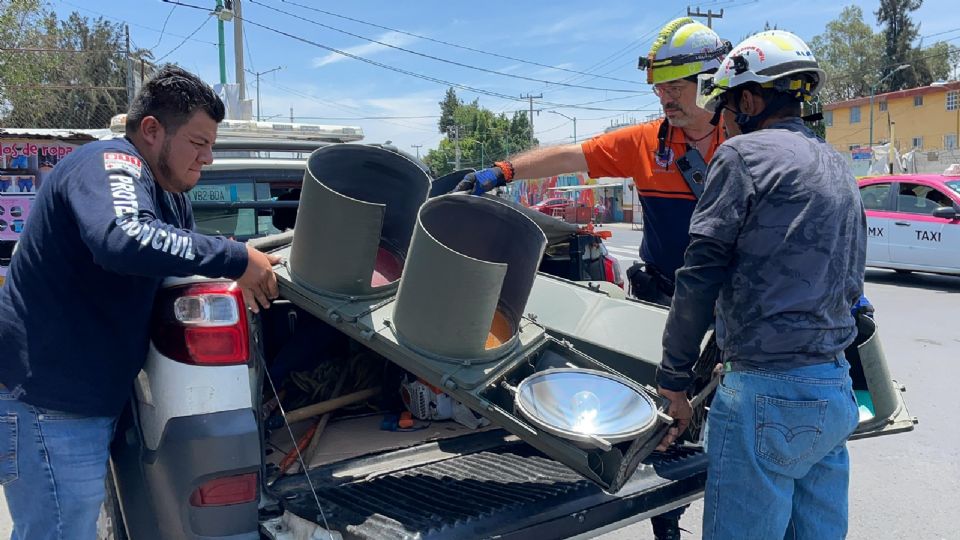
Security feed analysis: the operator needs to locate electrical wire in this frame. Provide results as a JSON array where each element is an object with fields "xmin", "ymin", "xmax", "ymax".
[
  {"xmin": 274, "ymin": 0, "xmax": 643, "ymax": 86},
  {"xmin": 163, "ymin": 0, "xmax": 654, "ymax": 112},
  {"xmin": 156, "ymin": 0, "xmax": 678, "ymax": 129},
  {"xmin": 290, "ymin": 115, "xmax": 440, "ymax": 120},
  {"xmin": 163, "ymin": 0, "xmax": 529, "ymax": 102},
  {"xmin": 261, "ymin": 79, "xmax": 439, "ymax": 132},
  {"xmin": 588, "ymin": 0, "xmax": 760, "ymax": 80},
  {"xmin": 921, "ymin": 26, "xmax": 960, "ymax": 40},
  {"xmin": 156, "ymin": 14, "xmax": 213, "ymax": 62},
  {"xmin": 261, "ymin": 352, "xmax": 332, "ymax": 534},
  {"xmin": 248, "ymin": 0, "xmax": 644, "ymax": 94},
  {"xmin": 150, "ymin": 4, "xmax": 178, "ymax": 50},
  {"xmin": 57, "ymin": 0, "xmax": 217, "ymax": 47}
]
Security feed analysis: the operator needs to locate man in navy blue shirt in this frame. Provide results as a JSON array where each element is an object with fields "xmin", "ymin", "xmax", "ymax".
[{"xmin": 0, "ymin": 66, "xmax": 280, "ymax": 538}]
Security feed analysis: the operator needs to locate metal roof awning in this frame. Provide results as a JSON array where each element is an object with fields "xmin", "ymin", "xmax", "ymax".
[{"xmin": 0, "ymin": 128, "xmax": 113, "ymax": 141}]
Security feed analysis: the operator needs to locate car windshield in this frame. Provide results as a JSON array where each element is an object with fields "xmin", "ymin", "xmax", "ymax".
[{"xmin": 947, "ymin": 180, "xmax": 960, "ymax": 196}]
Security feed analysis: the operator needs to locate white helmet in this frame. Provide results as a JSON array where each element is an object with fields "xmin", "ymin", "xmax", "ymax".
[
  {"xmin": 638, "ymin": 17, "xmax": 731, "ymax": 85},
  {"xmin": 696, "ymin": 30, "xmax": 826, "ymax": 113}
]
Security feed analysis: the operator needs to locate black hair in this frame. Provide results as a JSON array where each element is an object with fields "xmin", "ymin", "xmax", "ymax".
[{"xmin": 125, "ymin": 65, "xmax": 225, "ymax": 137}]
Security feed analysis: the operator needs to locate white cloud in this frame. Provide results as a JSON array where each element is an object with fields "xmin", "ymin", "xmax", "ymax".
[
  {"xmin": 311, "ymin": 31, "xmax": 416, "ymax": 68},
  {"xmin": 527, "ymin": 10, "xmax": 623, "ymax": 41}
]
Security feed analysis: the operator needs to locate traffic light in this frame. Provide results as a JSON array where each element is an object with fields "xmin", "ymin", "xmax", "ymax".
[
  {"xmin": 393, "ymin": 194, "xmax": 545, "ymax": 361},
  {"xmin": 276, "ymin": 145, "xmax": 674, "ymax": 492},
  {"xmin": 288, "ymin": 144, "xmax": 429, "ymax": 300}
]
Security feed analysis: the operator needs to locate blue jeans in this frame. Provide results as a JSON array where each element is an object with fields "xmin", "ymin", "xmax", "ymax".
[
  {"xmin": 703, "ymin": 356, "xmax": 860, "ymax": 540},
  {"xmin": 1, "ymin": 388, "xmax": 116, "ymax": 540}
]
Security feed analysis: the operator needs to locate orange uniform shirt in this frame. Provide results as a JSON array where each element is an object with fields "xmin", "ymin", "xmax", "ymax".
[{"xmin": 581, "ymin": 119, "xmax": 725, "ymax": 277}]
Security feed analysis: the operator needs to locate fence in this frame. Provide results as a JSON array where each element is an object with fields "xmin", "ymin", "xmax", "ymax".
[{"xmin": 0, "ymin": 49, "xmax": 159, "ymax": 131}]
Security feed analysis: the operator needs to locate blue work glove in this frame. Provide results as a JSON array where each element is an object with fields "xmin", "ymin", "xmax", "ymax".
[
  {"xmin": 455, "ymin": 166, "xmax": 507, "ymax": 195},
  {"xmin": 852, "ymin": 294, "xmax": 875, "ymax": 319}
]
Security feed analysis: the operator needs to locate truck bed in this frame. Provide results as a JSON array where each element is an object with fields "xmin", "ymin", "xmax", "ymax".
[{"xmin": 269, "ymin": 430, "xmax": 707, "ymax": 540}]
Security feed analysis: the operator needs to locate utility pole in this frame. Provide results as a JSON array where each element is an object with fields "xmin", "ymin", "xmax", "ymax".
[
  {"xmin": 889, "ymin": 120, "xmax": 897, "ymax": 174},
  {"xmin": 448, "ymin": 125, "xmax": 462, "ymax": 169},
  {"xmin": 521, "ymin": 93, "xmax": 542, "ymax": 145},
  {"xmin": 246, "ymin": 66, "xmax": 283, "ymax": 121},
  {"xmin": 411, "ymin": 144, "xmax": 422, "ymax": 159},
  {"xmin": 215, "ymin": 0, "xmax": 228, "ymax": 84},
  {"xmin": 125, "ymin": 25, "xmax": 134, "ymax": 107},
  {"xmin": 686, "ymin": 6, "xmax": 723, "ymax": 28},
  {"xmin": 290, "ymin": 106, "xmax": 294, "ymax": 123},
  {"xmin": 233, "ymin": 0, "xmax": 246, "ymax": 99}
]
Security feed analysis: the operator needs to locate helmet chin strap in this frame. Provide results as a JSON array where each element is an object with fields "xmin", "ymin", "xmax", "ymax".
[{"xmin": 709, "ymin": 107, "xmax": 723, "ymax": 127}]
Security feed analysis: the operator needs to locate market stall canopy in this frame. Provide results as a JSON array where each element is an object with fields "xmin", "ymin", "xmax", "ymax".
[{"xmin": 0, "ymin": 128, "xmax": 113, "ymax": 141}]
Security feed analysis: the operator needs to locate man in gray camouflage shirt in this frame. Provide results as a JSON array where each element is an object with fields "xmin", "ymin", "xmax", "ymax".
[{"xmin": 654, "ymin": 31, "xmax": 865, "ymax": 539}]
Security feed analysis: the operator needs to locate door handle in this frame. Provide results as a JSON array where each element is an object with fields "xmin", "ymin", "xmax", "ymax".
[{"xmin": 894, "ymin": 221, "xmax": 911, "ymax": 226}]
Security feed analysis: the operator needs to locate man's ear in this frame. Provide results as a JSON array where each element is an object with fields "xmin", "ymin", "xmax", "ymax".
[
  {"xmin": 139, "ymin": 116, "xmax": 165, "ymax": 146},
  {"xmin": 739, "ymin": 89, "xmax": 765, "ymax": 117}
]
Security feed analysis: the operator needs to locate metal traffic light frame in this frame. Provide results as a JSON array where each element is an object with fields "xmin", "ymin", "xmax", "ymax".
[{"xmin": 277, "ymin": 146, "xmax": 683, "ymax": 492}]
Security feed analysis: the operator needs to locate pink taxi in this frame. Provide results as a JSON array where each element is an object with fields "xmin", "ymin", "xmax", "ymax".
[{"xmin": 858, "ymin": 171, "xmax": 960, "ymax": 275}]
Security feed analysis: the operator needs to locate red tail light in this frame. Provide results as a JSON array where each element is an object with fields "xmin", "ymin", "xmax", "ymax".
[
  {"xmin": 190, "ymin": 473, "xmax": 258, "ymax": 506},
  {"xmin": 152, "ymin": 282, "xmax": 249, "ymax": 365}
]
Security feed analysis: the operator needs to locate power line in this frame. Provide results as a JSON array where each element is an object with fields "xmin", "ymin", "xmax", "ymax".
[
  {"xmin": 262, "ymin": 80, "xmax": 438, "ymax": 132},
  {"xmin": 921, "ymin": 26, "xmax": 960, "ymax": 40},
  {"xmin": 163, "ymin": 0, "xmax": 529, "ymax": 102},
  {"xmin": 273, "ymin": 0, "xmax": 643, "ymax": 86},
  {"xmin": 247, "ymin": 0, "xmax": 644, "ymax": 94},
  {"xmin": 829, "ymin": 37, "xmax": 960, "ymax": 85},
  {"xmin": 0, "ymin": 84, "xmax": 126, "ymax": 90},
  {"xmin": 587, "ymin": 0, "xmax": 758, "ymax": 80},
  {"xmin": 151, "ymin": 4, "xmax": 178, "ymax": 50},
  {"xmin": 162, "ymin": 0, "xmax": 663, "ymax": 116},
  {"xmin": 291, "ymin": 115, "xmax": 439, "ymax": 120},
  {"xmin": 57, "ymin": 0, "xmax": 217, "ymax": 47},
  {"xmin": 156, "ymin": 14, "xmax": 213, "ymax": 62},
  {"xmin": 0, "ymin": 47, "xmax": 121, "ymax": 54}
]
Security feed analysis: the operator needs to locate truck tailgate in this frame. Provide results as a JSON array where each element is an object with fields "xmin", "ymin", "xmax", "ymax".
[{"xmin": 269, "ymin": 430, "xmax": 706, "ymax": 540}]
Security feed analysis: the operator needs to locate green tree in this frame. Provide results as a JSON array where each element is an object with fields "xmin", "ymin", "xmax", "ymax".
[
  {"xmin": 809, "ymin": 6, "xmax": 882, "ymax": 102},
  {"xmin": 876, "ymin": 0, "xmax": 923, "ymax": 91},
  {"xmin": 437, "ymin": 87, "xmax": 461, "ymax": 135},
  {"xmin": 424, "ymin": 93, "xmax": 536, "ymax": 177},
  {"xmin": 912, "ymin": 41, "xmax": 959, "ymax": 84},
  {"xmin": 0, "ymin": 0, "xmax": 131, "ymax": 129}
]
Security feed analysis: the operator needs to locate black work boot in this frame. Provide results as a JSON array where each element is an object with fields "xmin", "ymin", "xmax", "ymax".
[{"xmin": 651, "ymin": 514, "xmax": 682, "ymax": 540}]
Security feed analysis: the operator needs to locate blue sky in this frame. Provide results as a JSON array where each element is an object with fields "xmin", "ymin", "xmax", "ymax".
[{"xmin": 56, "ymin": 0, "xmax": 960, "ymax": 155}]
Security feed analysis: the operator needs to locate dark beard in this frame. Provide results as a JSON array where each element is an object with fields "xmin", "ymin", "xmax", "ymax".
[{"xmin": 157, "ymin": 137, "xmax": 174, "ymax": 190}]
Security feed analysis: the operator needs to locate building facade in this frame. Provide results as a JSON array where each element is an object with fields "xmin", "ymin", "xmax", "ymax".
[{"xmin": 824, "ymin": 81, "xmax": 960, "ymax": 155}]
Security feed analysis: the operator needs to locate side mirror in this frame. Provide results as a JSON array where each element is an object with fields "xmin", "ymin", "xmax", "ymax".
[{"xmin": 932, "ymin": 206, "xmax": 958, "ymax": 220}]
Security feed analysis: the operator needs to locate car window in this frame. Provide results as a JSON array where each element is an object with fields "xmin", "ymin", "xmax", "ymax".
[
  {"xmin": 947, "ymin": 180, "xmax": 960, "ymax": 197},
  {"xmin": 860, "ymin": 183, "xmax": 892, "ymax": 211},
  {"xmin": 895, "ymin": 182, "xmax": 953, "ymax": 215},
  {"xmin": 191, "ymin": 169, "xmax": 304, "ymax": 239}
]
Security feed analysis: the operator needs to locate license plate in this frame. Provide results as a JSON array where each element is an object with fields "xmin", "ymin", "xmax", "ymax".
[{"xmin": 189, "ymin": 185, "xmax": 235, "ymax": 202}]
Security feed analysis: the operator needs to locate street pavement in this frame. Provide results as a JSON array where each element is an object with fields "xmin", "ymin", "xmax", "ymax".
[
  {"xmin": 596, "ymin": 223, "xmax": 959, "ymax": 539},
  {"xmin": 0, "ymin": 223, "xmax": 955, "ymax": 539}
]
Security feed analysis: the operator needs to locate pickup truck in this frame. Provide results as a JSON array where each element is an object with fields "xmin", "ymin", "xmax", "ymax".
[{"xmin": 97, "ymin": 139, "xmax": 915, "ymax": 540}]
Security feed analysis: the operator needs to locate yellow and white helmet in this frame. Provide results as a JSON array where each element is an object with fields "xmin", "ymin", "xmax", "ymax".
[
  {"xmin": 696, "ymin": 30, "xmax": 827, "ymax": 113},
  {"xmin": 638, "ymin": 17, "xmax": 731, "ymax": 85}
]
